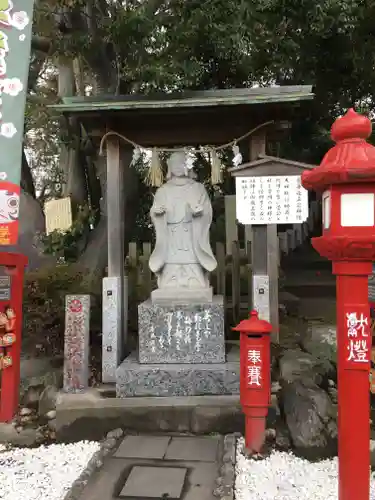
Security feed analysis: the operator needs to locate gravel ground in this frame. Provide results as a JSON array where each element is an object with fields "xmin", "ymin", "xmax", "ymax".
[
  {"xmin": 235, "ymin": 438, "xmax": 375, "ymax": 500},
  {"xmin": 0, "ymin": 441, "xmax": 100, "ymax": 500}
]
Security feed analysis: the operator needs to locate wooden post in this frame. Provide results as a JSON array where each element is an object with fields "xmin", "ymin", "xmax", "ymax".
[
  {"xmin": 105, "ymin": 138, "xmax": 125, "ymax": 373},
  {"xmin": 225, "ymin": 195, "xmax": 238, "ymax": 255},
  {"xmin": 267, "ymin": 225, "xmax": 279, "ymax": 339},
  {"xmin": 249, "ymin": 131, "xmax": 279, "ymax": 342}
]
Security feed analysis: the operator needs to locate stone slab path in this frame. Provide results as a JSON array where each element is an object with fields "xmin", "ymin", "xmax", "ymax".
[{"xmin": 79, "ymin": 434, "xmax": 222, "ymax": 500}]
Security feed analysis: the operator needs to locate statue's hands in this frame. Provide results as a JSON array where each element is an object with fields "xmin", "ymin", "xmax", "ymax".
[
  {"xmin": 153, "ymin": 205, "xmax": 166, "ymax": 215},
  {"xmin": 192, "ymin": 204, "xmax": 203, "ymax": 217}
]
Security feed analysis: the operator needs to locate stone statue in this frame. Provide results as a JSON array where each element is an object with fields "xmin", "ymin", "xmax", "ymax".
[{"xmin": 149, "ymin": 151, "xmax": 217, "ymax": 303}]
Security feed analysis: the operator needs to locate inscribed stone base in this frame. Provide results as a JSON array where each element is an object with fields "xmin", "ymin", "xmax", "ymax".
[
  {"xmin": 138, "ymin": 296, "xmax": 225, "ymax": 364},
  {"xmin": 151, "ymin": 286, "xmax": 213, "ymax": 305},
  {"xmin": 116, "ymin": 352, "xmax": 240, "ymax": 397}
]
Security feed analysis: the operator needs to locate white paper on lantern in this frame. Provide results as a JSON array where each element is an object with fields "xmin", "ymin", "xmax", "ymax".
[
  {"xmin": 235, "ymin": 175, "xmax": 309, "ymax": 225},
  {"xmin": 341, "ymin": 192, "xmax": 375, "ymax": 227}
]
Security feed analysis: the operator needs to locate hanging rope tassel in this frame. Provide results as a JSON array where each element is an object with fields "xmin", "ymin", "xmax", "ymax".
[
  {"xmin": 146, "ymin": 148, "xmax": 163, "ymax": 187},
  {"xmin": 210, "ymin": 148, "xmax": 223, "ymax": 185}
]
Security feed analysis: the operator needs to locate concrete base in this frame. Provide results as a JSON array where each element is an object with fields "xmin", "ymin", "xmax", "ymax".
[
  {"xmin": 55, "ymin": 389, "xmax": 244, "ymax": 443},
  {"xmin": 151, "ymin": 287, "xmax": 213, "ymax": 305},
  {"xmin": 116, "ymin": 352, "xmax": 240, "ymax": 397}
]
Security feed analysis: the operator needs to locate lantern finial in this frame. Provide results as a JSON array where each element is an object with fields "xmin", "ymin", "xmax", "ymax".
[{"xmin": 331, "ymin": 108, "xmax": 372, "ymax": 143}]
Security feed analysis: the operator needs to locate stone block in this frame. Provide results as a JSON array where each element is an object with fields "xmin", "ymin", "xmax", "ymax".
[
  {"xmin": 119, "ymin": 466, "xmax": 187, "ymax": 499},
  {"xmin": 63, "ymin": 295, "xmax": 90, "ymax": 393},
  {"xmin": 116, "ymin": 352, "xmax": 240, "ymax": 397},
  {"xmin": 114, "ymin": 435, "xmax": 171, "ymax": 459},
  {"xmin": 138, "ymin": 296, "xmax": 225, "ymax": 364},
  {"xmin": 151, "ymin": 286, "xmax": 213, "ymax": 304},
  {"xmin": 165, "ymin": 436, "xmax": 220, "ymax": 462},
  {"xmin": 102, "ymin": 277, "xmax": 123, "ymax": 383}
]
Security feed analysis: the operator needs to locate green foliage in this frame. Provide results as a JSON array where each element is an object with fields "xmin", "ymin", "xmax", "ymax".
[
  {"xmin": 40, "ymin": 204, "xmax": 96, "ymax": 262},
  {"xmin": 23, "ymin": 264, "xmax": 102, "ymax": 355},
  {"xmin": 26, "ymin": 0, "xmax": 375, "ymax": 245}
]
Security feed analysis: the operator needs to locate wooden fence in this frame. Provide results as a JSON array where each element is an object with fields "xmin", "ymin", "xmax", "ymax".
[
  {"xmin": 125, "ymin": 198, "xmax": 321, "ymax": 324},
  {"xmin": 126, "ymin": 240, "xmax": 252, "ymax": 324}
]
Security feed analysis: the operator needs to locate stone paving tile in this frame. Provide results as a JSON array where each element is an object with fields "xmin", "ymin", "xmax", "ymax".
[
  {"xmin": 119, "ymin": 465, "xmax": 187, "ymax": 498},
  {"xmin": 182, "ymin": 462, "xmax": 218, "ymax": 500},
  {"xmin": 77, "ymin": 457, "xmax": 217, "ymax": 500},
  {"xmin": 77, "ymin": 458, "xmax": 129, "ymax": 500},
  {"xmin": 114, "ymin": 435, "xmax": 171, "ymax": 459},
  {"xmin": 164, "ymin": 436, "xmax": 220, "ymax": 462}
]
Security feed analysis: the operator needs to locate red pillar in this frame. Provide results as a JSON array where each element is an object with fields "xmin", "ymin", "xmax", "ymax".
[{"xmin": 334, "ymin": 261, "xmax": 371, "ymax": 500}]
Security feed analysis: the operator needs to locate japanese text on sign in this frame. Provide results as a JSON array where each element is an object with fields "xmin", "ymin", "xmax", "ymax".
[
  {"xmin": 247, "ymin": 347, "xmax": 263, "ymax": 387},
  {"xmin": 346, "ymin": 312, "xmax": 370, "ymax": 364},
  {"xmin": 235, "ymin": 175, "xmax": 309, "ymax": 225},
  {"xmin": 149, "ymin": 309, "xmax": 213, "ymax": 353}
]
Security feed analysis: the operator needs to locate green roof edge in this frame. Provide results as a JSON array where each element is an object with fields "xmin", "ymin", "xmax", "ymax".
[{"xmin": 49, "ymin": 86, "xmax": 314, "ymax": 113}]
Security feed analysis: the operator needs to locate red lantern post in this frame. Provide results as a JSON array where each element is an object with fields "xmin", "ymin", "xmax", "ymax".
[
  {"xmin": 233, "ymin": 310, "xmax": 272, "ymax": 453},
  {"xmin": 0, "ymin": 252, "xmax": 27, "ymax": 423},
  {"xmin": 301, "ymin": 108, "xmax": 375, "ymax": 500}
]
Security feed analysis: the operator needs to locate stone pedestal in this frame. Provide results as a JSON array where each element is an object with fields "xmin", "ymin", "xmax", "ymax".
[
  {"xmin": 116, "ymin": 295, "xmax": 240, "ymax": 397},
  {"xmin": 151, "ymin": 286, "xmax": 213, "ymax": 305},
  {"xmin": 116, "ymin": 353, "xmax": 240, "ymax": 397},
  {"xmin": 138, "ymin": 297, "xmax": 225, "ymax": 364}
]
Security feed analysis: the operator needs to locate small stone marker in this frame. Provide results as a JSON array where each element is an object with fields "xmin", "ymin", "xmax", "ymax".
[
  {"xmin": 119, "ymin": 466, "xmax": 187, "ymax": 499},
  {"xmin": 102, "ymin": 277, "xmax": 122, "ymax": 383},
  {"xmin": 63, "ymin": 295, "xmax": 90, "ymax": 393}
]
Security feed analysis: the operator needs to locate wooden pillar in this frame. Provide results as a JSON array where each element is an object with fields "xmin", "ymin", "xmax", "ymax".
[
  {"xmin": 105, "ymin": 138, "xmax": 125, "ymax": 365},
  {"xmin": 267, "ymin": 224, "xmax": 279, "ymax": 338},
  {"xmin": 250, "ymin": 131, "xmax": 279, "ymax": 342}
]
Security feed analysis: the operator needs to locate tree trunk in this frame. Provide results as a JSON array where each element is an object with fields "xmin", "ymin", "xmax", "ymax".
[
  {"xmin": 58, "ymin": 57, "xmax": 88, "ymax": 208},
  {"xmin": 21, "ymin": 150, "xmax": 36, "ymax": 199},
  {"xmin": 78, "ymin": 152, "xmax": 140, "ymax": 276}
]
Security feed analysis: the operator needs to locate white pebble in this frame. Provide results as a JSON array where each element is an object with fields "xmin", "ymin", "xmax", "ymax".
[
  {"xmin": 0, "ymin": 441, "xmax": 100, "ymax": 500},
  {"xmin": 235, "ymin": 437, "xmax": 375, "ymax": 500}
]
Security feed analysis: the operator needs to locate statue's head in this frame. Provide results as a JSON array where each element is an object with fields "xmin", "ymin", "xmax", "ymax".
[
  {"xmin": 167, "ymin": 151, "xmax": 187, "ymax": 178},
  {"xmin": 166, "ymin": 151, "xmax": 196, "ymax": 180}
]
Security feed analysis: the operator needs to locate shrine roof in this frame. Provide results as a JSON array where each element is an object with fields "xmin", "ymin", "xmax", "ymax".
[
  {"xmin": 50, "ymin": 86, "xmax": 314, "ymax": 147},
  {"xmin": 228, "ymin": 155, "xmax": 316, "ymax": 177},
  {"xmin": 52, "ymin": 85, "xmax": 313, "ymax": 113}
]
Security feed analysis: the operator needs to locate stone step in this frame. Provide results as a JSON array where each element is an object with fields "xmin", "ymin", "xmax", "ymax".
[{"xmin": 56, "ymin": 390, "xmax": 245, "ymax": 441}]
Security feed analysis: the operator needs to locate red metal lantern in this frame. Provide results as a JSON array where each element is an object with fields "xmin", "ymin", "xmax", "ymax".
[
  {"xmin": 302, "ymin": 108, "xmax": 375, "ymax": 500},
  {"xmin": 233, "ymin": 310, "xmax": 272, "ymax": 453}
]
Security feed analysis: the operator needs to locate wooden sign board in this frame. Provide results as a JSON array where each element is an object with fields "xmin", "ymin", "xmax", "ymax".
[
  {"xmin": 45, "ymin": 197, "xmax": 73, "ymax": 235},
  {"xmin": 236, "ymin": 175, "xmax": 309, "ymax": 226}
]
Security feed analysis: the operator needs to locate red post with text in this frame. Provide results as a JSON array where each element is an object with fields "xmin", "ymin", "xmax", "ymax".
[
  {"xmin": 233, "ymin": 310, "xmax": 272, "ymax": 453},
  {"xmin": 301, "ymin": 108, "xmax": 375, "ymax": 500},
  {"xmin": 0, "ymin": 252, "xmax": 27, "ymax": 423}
]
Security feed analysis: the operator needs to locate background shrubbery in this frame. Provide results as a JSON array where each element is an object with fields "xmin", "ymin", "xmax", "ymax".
[{"xmin": 22, "ymin": 265, "xmax": 102, "ymax": 358}]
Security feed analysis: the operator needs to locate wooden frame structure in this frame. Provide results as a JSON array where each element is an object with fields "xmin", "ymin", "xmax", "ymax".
[
  {"xmin": 51, "ymin": 85, "xmax": 314, "ymax": 358},
  {"xmin": 228, "ymin": 154, "xmax": 316, "ymax": 340}
]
